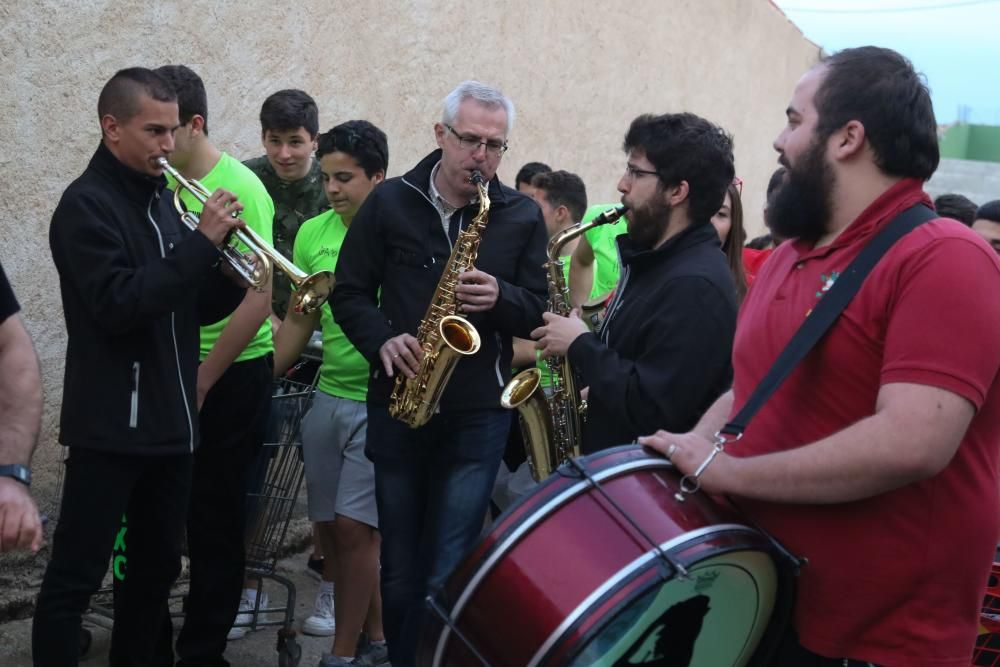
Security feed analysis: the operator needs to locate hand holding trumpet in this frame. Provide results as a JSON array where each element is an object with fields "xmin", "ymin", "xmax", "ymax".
[{"xmin": 196, "ymin": 188, "xmax": 246, "ymax": 246}]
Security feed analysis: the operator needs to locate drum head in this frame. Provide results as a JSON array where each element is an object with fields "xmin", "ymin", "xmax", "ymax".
[{"xmin": 565, "ymin": 549, "xmax": 780, "ymax": 666}]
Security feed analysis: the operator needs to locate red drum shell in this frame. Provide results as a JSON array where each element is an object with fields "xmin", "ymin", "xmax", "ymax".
[{"xmin": 419, "ymin": 445, "xmax": 794, "ymax": 667}]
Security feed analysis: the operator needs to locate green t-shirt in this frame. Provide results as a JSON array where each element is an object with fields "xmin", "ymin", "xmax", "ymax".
[
  {"xmin": 243, "ymin": 156, "xmax": 329, "ymax": 317},
  {"xmin": 534, "ymin": 255, "xmax": 572, "ymax": 389},
  {"xmin": 167, "ymin": 152, "xmax": 275, "ymax": 362},
  {"xmin": 581, "ymin": 203, "xmax": 628, "ymax": 300},
  {"xmin": 293, "ymin": 210, "xmax": 368, "ymax": 401}
]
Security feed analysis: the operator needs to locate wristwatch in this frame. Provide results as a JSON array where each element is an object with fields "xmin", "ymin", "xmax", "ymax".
[{"xmin": 0, "ymin": 465, "xmax": 31, "ymax": 487}]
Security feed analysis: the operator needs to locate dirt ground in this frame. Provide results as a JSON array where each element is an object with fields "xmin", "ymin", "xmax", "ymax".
[{"xmin": 0, "ymin": 547, "xmax": 348, "ymax": 667}]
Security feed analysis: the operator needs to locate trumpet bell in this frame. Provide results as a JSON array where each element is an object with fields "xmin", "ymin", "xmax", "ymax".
[{"xmin": 292, "ymin": 271, "xmax": 336, "ymax": 314}]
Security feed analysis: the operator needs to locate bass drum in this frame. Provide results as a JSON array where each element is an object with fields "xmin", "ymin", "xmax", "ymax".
[{"xmin": 419, "ymin": 445, "xmax": 795, "ymax": 667}]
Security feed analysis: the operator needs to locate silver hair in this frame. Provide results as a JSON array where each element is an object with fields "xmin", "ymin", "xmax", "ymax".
[{"xmin": 441, "ymin": 80, "xmax": 516, "ymax": 136}]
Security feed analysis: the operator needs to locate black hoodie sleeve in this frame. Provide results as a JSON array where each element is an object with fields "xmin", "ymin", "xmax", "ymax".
[
  {"xmin": 488, "ymin": 203, "xmax": 548, "ymax": 338},
  {"xmin": 331, "ymin": 191, "xmax": 395, "ymax": 363},
  {"xmin": 196, "ymin": 267, "xmax": 247, "ymax": 326},
  {"xmin": 50, "ymin": 191, "xmax": 231, "ymax": 336},
  {"xmin": 567, "ymin": 276, "xmax": 735, "ymax": 436}
]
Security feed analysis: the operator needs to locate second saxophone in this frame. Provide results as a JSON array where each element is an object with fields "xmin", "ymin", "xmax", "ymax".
[{"xmin": 501, "ymin": 204, "xmax": 627, "ymax": 480}]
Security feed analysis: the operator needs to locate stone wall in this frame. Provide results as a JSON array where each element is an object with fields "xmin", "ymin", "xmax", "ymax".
[{"xmin": 0, "ymin": 0, "xmax": 820, "ymax": 512}]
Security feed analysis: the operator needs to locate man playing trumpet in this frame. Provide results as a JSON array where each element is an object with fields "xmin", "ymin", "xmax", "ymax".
[{"xmin": 35, "ymin": 67, "xmax": 246, "ymax": 666}]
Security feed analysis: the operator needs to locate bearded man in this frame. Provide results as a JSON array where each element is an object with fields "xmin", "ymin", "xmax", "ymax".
[
  {"xmin": 532, "ymin": 112, "xmax": 739, "ymax": 453},
  {"xmin": 641, "ymin": 47, "xmax": 1000, "ymax": 667}
]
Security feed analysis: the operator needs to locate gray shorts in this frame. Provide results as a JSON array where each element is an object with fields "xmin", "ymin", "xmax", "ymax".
[{"xmin": 299, "ymin": 391, "xmax": 377, "ymax": 528}]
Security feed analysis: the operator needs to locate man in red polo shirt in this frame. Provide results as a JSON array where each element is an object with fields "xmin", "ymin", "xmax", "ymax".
[{"xmin": 642, "ymin": 46, "xmax": 1000, "ymax": 667}]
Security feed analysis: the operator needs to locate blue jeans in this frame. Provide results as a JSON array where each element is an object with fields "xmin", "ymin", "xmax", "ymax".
[{"xmin": 366, "ymin": 405, "xmax": 510, "ymax": 667}]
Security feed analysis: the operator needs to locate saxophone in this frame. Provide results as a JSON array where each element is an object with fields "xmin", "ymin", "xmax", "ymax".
[
  {"xmin": 388, "ymin": 171, "xmax": 491, "ymax": 428},
  {"xmin": 501, "ymin": 205, "xmax": 626, "ymax": 480}
]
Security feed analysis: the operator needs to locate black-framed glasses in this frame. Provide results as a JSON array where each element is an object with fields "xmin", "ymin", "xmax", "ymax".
[
  {"xmin": 445, "ymin": 124, "xmax": 508, "ymax": 157},
  {"xmin": 623, "ymin": 164, "xmax": 660, "ymax": 182}
]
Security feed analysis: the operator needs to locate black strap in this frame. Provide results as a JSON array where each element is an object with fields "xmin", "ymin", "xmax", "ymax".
[{"xmin": 721, "ymin": 204, "xmax": 936, "ymax": 437}]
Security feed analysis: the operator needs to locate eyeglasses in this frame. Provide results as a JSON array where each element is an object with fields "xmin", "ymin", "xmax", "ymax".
[
  {"xmin": 733, "ymin": 176, "xmax": 743, "ymax": 195},
  {"xmin": 445, "ymin": 124, "xmax": 508, "ymax": 157},
  {"xmin": 623, "ymin": 164, "xmax": 660, "ymax": 182}
]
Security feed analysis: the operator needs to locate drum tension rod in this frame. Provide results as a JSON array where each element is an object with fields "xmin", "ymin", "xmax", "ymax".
[
  {"xmin": 566, "ymin": 458, "xmax": 690, "ymax": 580},
  {"xmin": 425, "ymin": 594, "xmax": 493, "ymax": 667}
]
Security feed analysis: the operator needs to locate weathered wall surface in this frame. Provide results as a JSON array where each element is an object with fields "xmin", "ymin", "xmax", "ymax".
[{"xmin": 0, "ymin": 0, "xmax": 819, "ymax": 513}]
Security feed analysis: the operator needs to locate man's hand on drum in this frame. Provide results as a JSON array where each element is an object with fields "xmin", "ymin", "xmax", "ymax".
[
  {"xmin": 379, "ymin": 334, "xmax": 423, "ymax": 379},
  {"xmin": 638, "ymin": 430, "xmax": 735, "ymax": 494}
]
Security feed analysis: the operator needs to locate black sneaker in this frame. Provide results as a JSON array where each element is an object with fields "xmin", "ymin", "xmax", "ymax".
[{"xmin": 306, "ymin": 555, "xmax": 324, "ymax": 581}]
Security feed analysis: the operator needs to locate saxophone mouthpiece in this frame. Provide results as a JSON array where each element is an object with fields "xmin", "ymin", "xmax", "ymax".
[
  {"xmin": 598, "ymin": 204, "xmax": 628, "ymax": 225},
  {"xmin": 469, "ymin": 170, "xmax": 485, "ymax": 185}
]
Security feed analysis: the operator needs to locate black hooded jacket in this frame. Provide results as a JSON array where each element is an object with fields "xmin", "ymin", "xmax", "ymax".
[
  {"xmin": 49, "ymin": 142, "xmax": 244, "ymax": 455},
  {"xmin": 331, "ymin": 150, "xmax": 548, "ymax": 411},
  {"xmin": 568, "ymin": 221, "xmax": 737, "ymax": 453}
]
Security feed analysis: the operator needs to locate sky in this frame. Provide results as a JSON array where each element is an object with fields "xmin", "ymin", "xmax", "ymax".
[{"xmin": 772, "ymin": 0, "xmax": 1000, "ymax": 125}]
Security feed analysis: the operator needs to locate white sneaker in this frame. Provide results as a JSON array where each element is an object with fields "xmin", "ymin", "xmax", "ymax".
[
  {"xmin": 302, "ymin": 588, "xmax": 335, "ymax": 636},
  {"xmin": 227, "ymin": 591, "xmax": 270, "ymax": 641}
]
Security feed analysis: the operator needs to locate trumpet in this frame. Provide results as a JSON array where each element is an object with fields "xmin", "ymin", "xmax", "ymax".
[{"xmin": 156, "ymin": 158, "xmax": 333, "ymax": 314}]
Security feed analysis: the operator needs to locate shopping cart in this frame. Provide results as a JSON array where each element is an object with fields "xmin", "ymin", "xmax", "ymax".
[
  {"xmin": 78, "ymin": 340, "xmax": 321, "ymax": 667},
  {"xmin": 973, "ymin": 561, "xmax": 1000, "ymax": 666}
]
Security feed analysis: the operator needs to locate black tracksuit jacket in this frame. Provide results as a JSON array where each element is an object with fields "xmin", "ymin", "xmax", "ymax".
[
  {"xmin": 49, "ymin": 142, "xmax": 244, "ymax": 455},
  {"xmin": 568, "ymin": 222, "xmax": 738, "ymax": 453},
  {"xmin": 331, "ymin": 150, "xmax": 549, "ymax": 411}
]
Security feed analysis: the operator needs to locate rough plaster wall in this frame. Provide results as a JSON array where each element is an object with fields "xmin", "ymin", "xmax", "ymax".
[{"xmin": 0, "ymin": 0, "xmax": 818, "ymax": 514}]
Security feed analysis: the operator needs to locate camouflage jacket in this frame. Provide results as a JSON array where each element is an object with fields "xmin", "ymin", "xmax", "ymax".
[{"xmin": 243, "ymin": 155, "xmax": 329, "ymax": 316}]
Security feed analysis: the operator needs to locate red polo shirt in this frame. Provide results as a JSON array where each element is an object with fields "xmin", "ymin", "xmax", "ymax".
[
  {"xmin": 742, "ymin": 246, "xmax": 775, "ymax": 286},
  {"xmin": 731, "ymin": 179, "xmax": 1000, "ymax": 666}
]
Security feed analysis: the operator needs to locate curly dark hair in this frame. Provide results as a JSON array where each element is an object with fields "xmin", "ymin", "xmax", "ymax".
[
  {"xmin": 315, "ymin": 120, "xmax": 388, "ymax": 178},
  {"xmin": 623, "ymin": 113, "xmax": 735, "ymax": 226}
]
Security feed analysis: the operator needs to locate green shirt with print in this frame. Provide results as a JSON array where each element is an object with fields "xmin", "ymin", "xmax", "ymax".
[
  {"xmin": 581, "ymin": 203, "xmax": 628, "ymax": 300},
  {"xmin": 168, "ymin": 152, "xmax": 275, "ymax": 362},
  {"xmin": 533, "ymin": 255, "xmax": 572, "ymax": 390},
  {"xmin": 293, "ymin": 210, "xmax": 368, "ymax": 401},
  {"xmin": 243, "ymin": 156, "xmax": 329, "ymax": 317}
]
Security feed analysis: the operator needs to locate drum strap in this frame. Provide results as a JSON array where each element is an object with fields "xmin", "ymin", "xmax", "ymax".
[{"xmin": 721, "ymin": 203, "xmax": 935, "ymax": 438}]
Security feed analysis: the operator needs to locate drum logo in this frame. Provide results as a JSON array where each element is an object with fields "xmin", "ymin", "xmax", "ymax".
[{"xmin": 612, "ymin": 595, "xmax": 710, "ymax": 666}]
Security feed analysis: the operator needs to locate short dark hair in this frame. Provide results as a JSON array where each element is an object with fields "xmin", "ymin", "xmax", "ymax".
[
  {"xmin": 745, "ymin": 234, "xmax": 773, "ymax": 250},
  {"xmin": 814, "ymin": 46, "xmax": 939, "ymax": 180},
  {"xmin": 154, "ymin": 65, "xmax": 209, "ymax": 135},
  {"xmin": 934, "ymin": 193, "xmax": 977, "ymax": 226},
  {"xmin": 315, "ymin": 120, "xmax": 389, "ymax": 178},
  {"xmin": 259, "ymin": 89, "xmax": 319, "ymax": 137},
  {"xmin": 623, "ymin": 113, "xmax": 735, "ymax": 226},
  {"xmin": 531, "ymin": 170, "xmax": 588, "ymax": 222},
  {"xmin": 515, "ymin": 161, "xmax": 551, "ymax": 188},
  {"xmin": 97, "ymin": 67, "xmax": 176, "ymax": 126},
  {"xmin": 934, "ymin": 193, "xmax": 978, "ymax": 227},
  {"xmin": 976, "ymin": 200, "xmax": 1000, "ymax": 224}
]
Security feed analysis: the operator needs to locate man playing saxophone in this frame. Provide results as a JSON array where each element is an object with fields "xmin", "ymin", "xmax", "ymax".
[
  {"xmin": 532, "ymin": 113, "xmax": 738, "ymax": 454},
  {"xmin": 331, "ymin": 80, "xmax": 548, "ymax": 667}
]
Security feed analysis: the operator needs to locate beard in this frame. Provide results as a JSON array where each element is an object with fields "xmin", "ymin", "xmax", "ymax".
[
  {"xmin": 769, "ymin": 138, "xmax": 836, "ymax": 244},
  {"xmin": 626, "ymin": 195, "xmax": 672, "ymax": 250}
]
